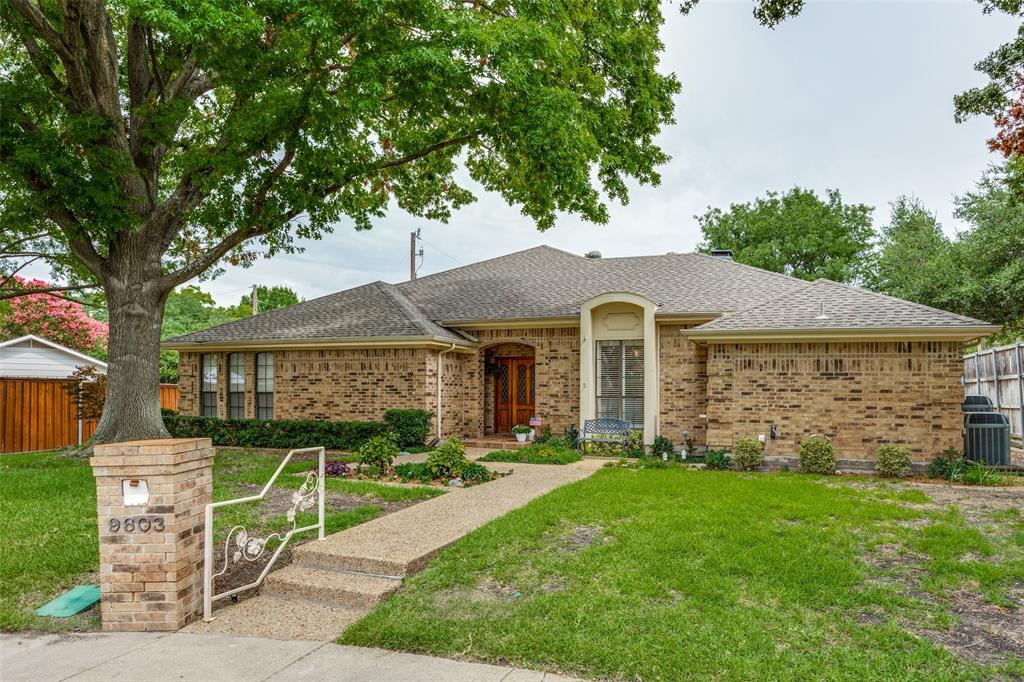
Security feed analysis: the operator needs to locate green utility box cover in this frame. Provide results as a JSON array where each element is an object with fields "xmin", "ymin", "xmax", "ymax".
[{"xmin": 35, "ymin": 584, "xmax": 100, "ymax": 617}]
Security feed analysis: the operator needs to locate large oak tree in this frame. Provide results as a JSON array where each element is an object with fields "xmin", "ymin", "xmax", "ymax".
[{"xmin": 0, "ymin": 0, "xmax": 692, "ymax": 444}]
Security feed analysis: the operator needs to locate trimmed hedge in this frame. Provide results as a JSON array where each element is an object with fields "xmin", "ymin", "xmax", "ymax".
[
  {"xmin": 383, "ymin": 409, "xmax": 432, "ymax": 447},
  {"xmin": 161, "ymin": 410, "xmax": 385, "ymax": 450}
]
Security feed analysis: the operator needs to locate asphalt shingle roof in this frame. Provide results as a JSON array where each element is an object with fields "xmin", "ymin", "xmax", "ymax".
[
  {"xmin": 688, "ymin": 279, "xmax": 992, "ymax": 333},
  {"xmin": 164, "ymin": 246, "xmax": 992, "ymax": 346},
  {"xmin": 165, "ymin": 281, "xmax": 466, "ymax": 345}
]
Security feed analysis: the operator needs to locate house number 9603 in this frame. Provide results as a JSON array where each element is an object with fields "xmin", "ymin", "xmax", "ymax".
[{"xmin": 109, "ymin": 517, "xmax": 165, "ymax": 533}]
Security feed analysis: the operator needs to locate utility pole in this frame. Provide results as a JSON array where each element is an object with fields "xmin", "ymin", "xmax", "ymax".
[
  {"xmin": 410, "ymin": 229, "xmax": 423, "ymax": 281},
  {"xmin": 251, "ymin": 285, "xmax": 259, "ymax": 316}
]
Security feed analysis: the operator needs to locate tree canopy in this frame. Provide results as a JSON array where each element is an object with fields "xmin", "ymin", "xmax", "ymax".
[
  {"xmin": 695, "ymin": 187, "xmax": 875, "ymax": 283},
  {"xmin": 0, "ymin": 0, "xmax": 682, "ymax": 442}
]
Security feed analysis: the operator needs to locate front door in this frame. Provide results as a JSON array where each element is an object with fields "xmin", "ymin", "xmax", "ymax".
[{"xmin": 494, "ymin": 356, "xmax": 535, "ymax": 433}]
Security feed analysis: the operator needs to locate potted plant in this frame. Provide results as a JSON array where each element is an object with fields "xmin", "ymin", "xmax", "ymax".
[{"xmin": 512, "ymin": 424, "xmax": 531, "ymax": 442}]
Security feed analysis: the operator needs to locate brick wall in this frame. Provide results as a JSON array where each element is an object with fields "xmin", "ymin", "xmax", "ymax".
[
  {"xmin": 470, "ymin": 328, "xmax": 580, "ymax": 436},
  {"xmin": 177, "ymin": 348, "xmax": 434, "ymax": 423},
  {"xmin": 706, "ymin": 341, "xmax": 964, "ymax": 461},
  {"xmin": 426, "ymin": 349, "xmax": 481, "ymax": 440},
  {"xmin": 658, "ymin": 324, "xmax": 708, "ymax": 446}
]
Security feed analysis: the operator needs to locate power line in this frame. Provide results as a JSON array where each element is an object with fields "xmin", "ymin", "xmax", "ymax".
[{"xmin": 419, "ymin": 237, "xmax": 462, "ymax": 266}]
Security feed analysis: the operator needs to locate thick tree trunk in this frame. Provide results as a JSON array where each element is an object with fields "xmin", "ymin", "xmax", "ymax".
[{"xmin": 91, "ymin": 275, "xmax": 171, "ymax": 444}]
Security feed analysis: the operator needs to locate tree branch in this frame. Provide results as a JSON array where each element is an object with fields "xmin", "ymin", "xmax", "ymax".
[
  {"xmin": 7, "ymin": 0, "xmax": 72, "ymax": 61},
  {"xmin": 0, "ymin": 282, "xmax": 101, "ymax": 301}
]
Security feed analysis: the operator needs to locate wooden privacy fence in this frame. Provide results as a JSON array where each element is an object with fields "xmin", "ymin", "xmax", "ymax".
[
  {"xmin": 0, "ymin": 378, "xmax": 180, "ymax": 454},
  {"xmin": 963, "ymin": 342, "xmax": 1024, "ymax": 449}
]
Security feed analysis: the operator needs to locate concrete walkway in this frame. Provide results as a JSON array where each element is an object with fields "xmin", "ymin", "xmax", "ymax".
[
  {"xmin": 187, "ymin": 451, "xmax": 605, "ymax": 640},
  {"xmin": 0, "ymin": 632, "xmax": 586, "ymax": 681}
]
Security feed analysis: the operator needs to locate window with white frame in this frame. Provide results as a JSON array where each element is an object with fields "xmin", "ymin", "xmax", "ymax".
[
  {"xmin": 596, "ymin": 339, "xmax": 643, "ymax": 428},
  {"xmin": 256, "ymin": 352, "xmax": 274, "ymax": 420},
  {"xmin": 228, "ymin": 353, "xmax": 245, "ymax": 419},
  {"xmin": 201, "ymin": 354, "xmax": 218, "ymax": 418}
]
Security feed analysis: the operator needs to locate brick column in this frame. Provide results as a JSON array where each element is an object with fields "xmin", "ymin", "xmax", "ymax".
[{"xmin": 91, "ymin": 438, "xmax": 213, "ymax": 632}]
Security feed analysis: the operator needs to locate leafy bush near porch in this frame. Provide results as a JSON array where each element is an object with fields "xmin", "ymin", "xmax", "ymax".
[
  {"xmin": 651, "ymin": 436, "xmax": 675, "ymax": 459},
  {"xmin": 383, "ymin": 409, "xmax": 433, "ymax": 447},
  {"xmin": 733, "ymin": 438, "xmax": 764, "ymax": 470},
  {"xmin": 929, "ymin": 448, "xmax": 967, "ymax": 481},
  {"xmin": 581, "ymin": 429, "xmax": 644, "ymax": 457},
  {"xmin": 704, "ymin": 449, "xmax": 732, "ymax": 470},
  {"xmin": 426, "ymin": 437, "xmax": 471, "ymax": 479},
  {"xmin": 875, "ymin": 445, "xmax": 912, "ymax": 478},
  {"xmin": 161, "ymin": 410, "xmax": 385, "ymax": 450},
  {"xmin": 799, "ymin": 436, "xmax": 837, "ymax": 475},
  {"xmin": 357, "ymin": 433, "xmax": 400, "ymax": 474},
  {"xmin": 479, "ymin": 443, "xmax": 582, "ymax": 465}
]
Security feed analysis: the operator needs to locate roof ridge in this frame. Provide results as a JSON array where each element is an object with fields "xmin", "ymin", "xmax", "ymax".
[
  {"xmin": 400, "ymin": 245, "xmax": 580, "ymax": 288},
  {"xmin": 686, "ymin": 251, "xmax": 809, "ymax": 285},
  {"xmin": 809, "ymin": 278, "xmax": 990, "ymax": 325},
  {"xmin": 375, "ymin": 282, "xmax": 438, "ymax": 336}
]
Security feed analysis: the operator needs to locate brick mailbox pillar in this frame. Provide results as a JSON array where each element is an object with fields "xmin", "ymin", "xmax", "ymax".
[{"xmin": 91, "ymin": 438, "xmax": 213, "ymax": 631}]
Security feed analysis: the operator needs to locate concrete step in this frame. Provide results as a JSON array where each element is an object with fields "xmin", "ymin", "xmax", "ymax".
[
  {"xmin": 291, "ymin": 543, "xmax": 421, "ymax": 578},
  {"xmin": 261, "ymin": 565, "xmax": 402, "ymax": 608},
  {"xmin": 184, "ymin": 596, "xmax": 369, "ymax": 641}
]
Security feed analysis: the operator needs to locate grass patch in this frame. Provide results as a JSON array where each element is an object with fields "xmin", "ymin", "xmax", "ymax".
[
  {"xmin": 342, "ymin": 468, "xmax": 1024, "ymax": 680},
  {"xmin": 478, "ymin": 443, "xmax": 582, "ymax": 465},
  {"xmin": 1, "ymin": 447, "xmax": 435, "ymax": 633},
  {"xmin": 0, "ymin": 451, "xmax": 99, "ymax": 632}
]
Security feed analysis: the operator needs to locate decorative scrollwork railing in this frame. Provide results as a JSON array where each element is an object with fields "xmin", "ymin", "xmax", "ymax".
[{"xmin": 203, "ymin": 446, "xmax": 325, "ymax": 621}]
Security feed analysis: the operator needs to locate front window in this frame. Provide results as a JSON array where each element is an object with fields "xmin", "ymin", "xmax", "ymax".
[
  {"xmin": 256, "ymin": 352, "xmax": 274, "ymax": 420},
  {"xmin": 201, "ymin": 354, "xmax": 217, "ymax": 418},
  {"xmin": 228, "ymin": 353, "xmax": 245, "ymax": 419},
  {"xmin": 596, "ymin": 340, "xmax": 643, "ymax": 428}
]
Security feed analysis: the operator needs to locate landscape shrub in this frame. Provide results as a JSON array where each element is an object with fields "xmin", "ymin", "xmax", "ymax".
[
  {"xmin": 733, "ymin": 437, "xmax": 764, "ymax": 470},
  {"xmin": 651, "ymin": 436, "xmax": 675, "ymax": 459},
  {"xmin": 426, "ymin": 437, "xmax": 471, "ymax": 479},
  {"xmin": 323, "ymin": 460, "xmax": 350, "ymax": 477},
  {"xmin": 564, "ymin": 425, "xmax": 580, "ymax": 446},
  {"xmin": 162, "ymin": 411, "xmax": 385, "ymax": 450},
  {"xmin": 799, "ymin": 436, "xmax": 837, "ymax": 475},
  {"xmin": 928, "ymin": 448, "xmax": 967, "ymax": 481},
  {"xmin": 356, "ymin": 433, "xmax": 400, "ymax": 474},
  {"xmin": 479, "ymin": 443, "xmax": 582, "ymax": 465},
  {"xmin": 534, "ymin": 426, "xmax": 554, "ymax": 444},
  {"xmin": 704, "ymin": 449, "xmax": 732, "ymax": 470},
  {"xmin": 961, "ymin": 461, "xmax": 1006, "ymax": 486},
  {"xmin": 461, "ymin": 463, "xmax": 492, "ymax": 482},
  {"xmin": 383, "ymin": 409, "xmax": 432, "ymax": 448},
  {"xmin": 394, "ymin": 462, "xmax": 434, "ymax": 484},
  {"xmin": 875, "ymin": 445, "xmax": 913, "ymax": 478},
  {"xmin": 626, "ymin": 430, "xmax": 644, "ymax": 452}
]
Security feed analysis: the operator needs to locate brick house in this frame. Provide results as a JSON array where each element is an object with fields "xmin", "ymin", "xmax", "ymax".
[{"xmin": 163, "ymin": 246, "xmax": 996, "ymax": 461}]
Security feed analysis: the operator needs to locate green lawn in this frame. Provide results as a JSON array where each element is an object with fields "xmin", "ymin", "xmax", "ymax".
[
  {"xmin": 0, "ymin": 448, "xmax": 441, "ymax": 632},
  {"xmin": 342, "ymin": 467, "xmax": 1024, "ymax": 681}
]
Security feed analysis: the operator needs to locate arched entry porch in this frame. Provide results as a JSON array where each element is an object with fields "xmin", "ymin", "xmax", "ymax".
[{"xmin": 483, "ymin": 342, "xmax": 536, "ymax": 434}]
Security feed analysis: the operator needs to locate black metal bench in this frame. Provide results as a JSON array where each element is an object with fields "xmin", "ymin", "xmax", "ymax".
[{"xmin": 578, "ymin": 418, "xmax": 631, "ymax": 447}]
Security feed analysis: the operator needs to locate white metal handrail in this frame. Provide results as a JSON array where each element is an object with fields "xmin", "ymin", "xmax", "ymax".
[{"xmin": 203, "ymin": 446, "xmax": 325, "ymax": 621}]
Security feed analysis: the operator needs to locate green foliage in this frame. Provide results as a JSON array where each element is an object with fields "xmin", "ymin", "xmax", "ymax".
[
  {"xmin": 626, "ymin": 430, "xmax": 644, "ymax": 451},
  {"xmin": 928, "ymin": 448, "xmax": 968, "ymax": 481},
  {"xmin": 961, "ymin": 461, "xmax": 1007, "ymax": 487},
  {"xmin": 235, "ymin": 286, "xmax": 301, "ymax": 317},
  {"xmin": 162, "ymin": 410, "xmax": 385, "ymax": 450},
  {"xmin": 533, "ymin": 426, "xmax": 554, "ymax": 444},
  {"xmin": 799, "ymin": 436, "xmax": 837, "ymax": 475},
  {"xmin": 704, "ymin": 449, "xmax": 733, "ymax": 470},
  {"xmin": 867, "ymin": 168, "xmax": 1024, "ymax": 342},
  {"xmin": 875, "ymin": 445, "xmax": 913, "ymax": 479},
  {"xmin": 651, "ymin": 436, "xmax": 675, "ymax": 457},
  {"xmin": 356, "ymin": 432, "xmax": 400, "ymax": 474},
  {"xmin": 733, "ymin": 437, "xmax": 764, "ymax": 471},
  {"xmin": 426, "ymin": 437, "xmax": 471, "ymax": 479},
  {"xmin": 696, "ymin": 187, "xmax": 875, "ymax": 283},
  {"xmin": 460, "ymin": 463, "xmax": 494, "ymax": 483},
  {"xmin": 512, "ymin": 424, "xmax": 532, "ymax": 435},
  {"xmin": 394, "ymin": 463, "xmax": 435, "ymax": 484},
  {"xmin": 479, "ymin": 443, "xmax": 582, "ymax": 465},
  {"xmin": 383, "ymin": 409, "xmax": 433, "ymax": 448},
  {"xmin": 564, "ymin": 425, "xmax": 580, "ymax": 445}
]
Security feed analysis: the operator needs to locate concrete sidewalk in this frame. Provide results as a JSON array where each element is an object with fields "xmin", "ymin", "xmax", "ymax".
[{"xmin": 0, "ymin": 632, "xmax": 586, "ymax": 682}]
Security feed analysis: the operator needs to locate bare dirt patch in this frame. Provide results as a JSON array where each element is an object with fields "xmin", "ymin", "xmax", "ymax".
[
  {"xmin": 851, "ymin": 480, "xmax": 1024, "ymax": 664},
  {"xmin": 562, "ymin": 524, "xmax": 606, "ymax": 553}
]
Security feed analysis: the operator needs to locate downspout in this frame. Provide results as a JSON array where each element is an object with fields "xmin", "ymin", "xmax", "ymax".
[{"xmin": 436, "ymin": 343, "xmax": 457, "ymax": 441}]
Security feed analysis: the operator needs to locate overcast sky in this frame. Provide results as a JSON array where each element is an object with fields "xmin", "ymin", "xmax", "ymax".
[{"xmin": 34, "ymin": 1, "xmax": 1021, "ymax": 306}]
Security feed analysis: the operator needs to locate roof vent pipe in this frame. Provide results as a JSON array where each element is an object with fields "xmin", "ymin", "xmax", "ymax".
[
  {"xmin": 710, "ymin": 249, "xmax": 734, "ymax": 260},
  {"xmin": 585, "ymin": 250, "xmax": 602, "ymax": 259}
]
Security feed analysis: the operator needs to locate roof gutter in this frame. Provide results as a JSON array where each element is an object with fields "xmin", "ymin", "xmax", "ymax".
[
  {"xmin": 160, "ymin": 335, "xmax": 475, "ymax": 352},
  {"xmin": 683, "ymin": 325, "xmax": 1000, "ymax": 343},
  {"xmin": 436, "ymin": 342, "xmax": 457, "ymax": 441}
]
